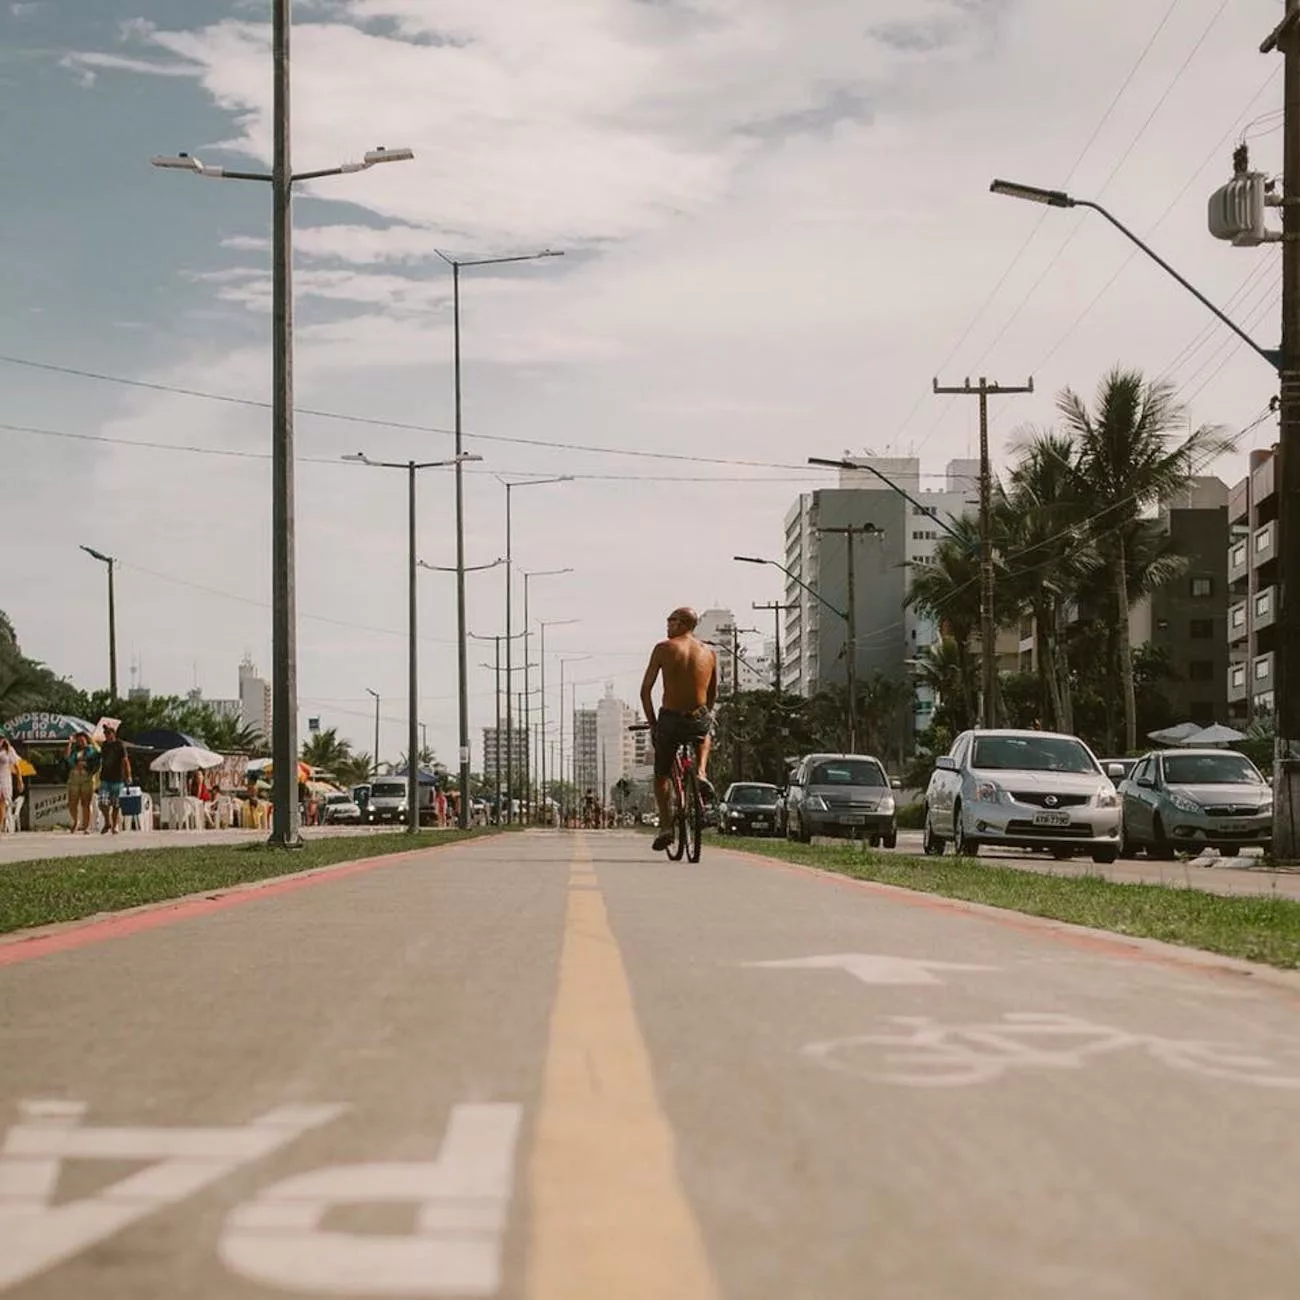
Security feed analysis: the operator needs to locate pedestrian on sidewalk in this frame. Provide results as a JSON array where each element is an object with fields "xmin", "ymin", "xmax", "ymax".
[
  {"xmin": 0, "ymin": 737, "xmax": 23, "ymax": 832},
  {"xmin": 97, "ymin": 723, "xmax": 131, "ymax": 835},
  {"xmin": 64, "ymin": 731, "xmax": 100, "ymax": 833}
]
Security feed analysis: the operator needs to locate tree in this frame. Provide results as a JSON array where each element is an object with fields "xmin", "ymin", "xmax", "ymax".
[
  {"xmin": 332, "ymin": 753, "xmax": 374, "ymax": 789},
  {"xmin": 1061, "ymin": 368, "xmax": 1235, "ymax": 752},
  {"xmin": 301, "ymin": 727, "xmax": 353, "ymax": 774},
  {"xmin": 909, "ymin": 636, "xmax": 974, "ymax": 736}
]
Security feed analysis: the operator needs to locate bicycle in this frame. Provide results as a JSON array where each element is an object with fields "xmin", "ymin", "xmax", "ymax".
[{"xmin": 629, "ymin": 723, "xmax": 703, "ymax": 863}]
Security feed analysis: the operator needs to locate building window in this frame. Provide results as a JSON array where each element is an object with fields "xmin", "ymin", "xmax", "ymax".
[
  {"xmin": 1189, "ymin": 576, "xmax": 1213, "ymax": 598},
  {"xmin": 1231, "ymin": 604, "xmax": 1246, "ymax": 629},
  {"xmin": 1255, "ymin": 657, "xmax": 1272, "ymax": 681},
  {"xmin": 1231, "ymin": 543, "xmax": 1246, "ymax": 568},
  {"xmin": 1188, "ymin": 660, "xmax": 1215, "ymax": 683},
  {"xmin": 1231, "ymin": 664, "xmax": 1246, "ymax": 688},
  {"xmin": 1255, "ymin": 691, "xmax": 1275, "ymax": 716},
  {"xmin": 1255, "ymin": 591, "xmax": 1272, "ymax": 617},
  {"xmin": 1189, "ymin": 618, "xmax": 1214, "ymax": 639},
  {"xmin": 1255, "ymin": 529, "xmax": 1271, "ymax": 554}
]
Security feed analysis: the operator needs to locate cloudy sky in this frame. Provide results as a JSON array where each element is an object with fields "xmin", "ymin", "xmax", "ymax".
[{"xmin": 1, "ymin": 0, "xmax": 1285, "ymax": 767}]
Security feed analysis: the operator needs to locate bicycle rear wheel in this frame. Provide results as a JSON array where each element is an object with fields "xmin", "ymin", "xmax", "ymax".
[
  {"xmin": 666, "ymin": 769, "xmax": 686, "ymax": 861},
  {"xmin": 685, "ymin": 767, "xmax": 703, "ymax": 863}
]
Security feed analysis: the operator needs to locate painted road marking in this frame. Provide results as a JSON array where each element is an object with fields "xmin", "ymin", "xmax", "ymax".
[
  {"xmin": 526, "ymin": 842, "xmax": 720, "ymax": 1300},
  {"xmin": 0, "ymin": 1100, "xmax": 345, "ymax": 1291},
  {"xmin": 747, "ymin": 952, "xmax": 996, "ymax": 986},
  {"xmin": 803, "ymin": 1013, "xmax": 1300, "ymax": 1089},
  {"xmin": 221, "ymin": 1104, "xmax": 521, "ymax": 1296}
]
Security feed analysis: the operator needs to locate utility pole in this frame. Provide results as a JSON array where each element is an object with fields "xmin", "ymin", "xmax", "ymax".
[
  {"xmin": 1264, "ymin": 0, "xmax": 1300, "ymax": 859},
  {"xmin": 932, "ymin": 376, "xmax": 1034, "ymax": 728},
  {"xmin": 753, "ymin": 602, "xmax": 795, "ymax": 694},
  {"xmin": 814, "ymin": 525, "xmax": 881, "ymax": 753}
]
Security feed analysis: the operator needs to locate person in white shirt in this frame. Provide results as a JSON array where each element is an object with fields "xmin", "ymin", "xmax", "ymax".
[{"xmin": 0, "ymin": 737, "xmax": 25, "ymax": 832}]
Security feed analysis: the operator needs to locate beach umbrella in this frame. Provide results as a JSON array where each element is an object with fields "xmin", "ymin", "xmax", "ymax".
[
  {"xmin": 149, "ymin": 745, "xmax": 224, "ymax": 773},
  {"xmin": 1176, "ymin": 724, "xmax": 1247, "ymax": 747}
]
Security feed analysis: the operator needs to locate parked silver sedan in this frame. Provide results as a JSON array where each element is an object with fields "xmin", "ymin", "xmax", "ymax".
[
  {"xmin": 1119, "ymin": 749, "xmax": 1272, "ymax": 857},
  {"xmin": 924, "ymin": 729, "xmax": 1122, "ymax": 863}
]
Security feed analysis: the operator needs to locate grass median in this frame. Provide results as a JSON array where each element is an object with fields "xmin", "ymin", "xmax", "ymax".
[
  {"xmin": 0, "ymin": 829, "xmax": 500, "ymax": 935},
  {"xmin": 724, "ymin": 836, "xmax": 1300, "ymax": 971}
]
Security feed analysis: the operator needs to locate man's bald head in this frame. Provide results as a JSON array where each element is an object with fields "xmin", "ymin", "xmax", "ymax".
[{"xmin": 667, "ymin": 607, "xmax": 699, "ymax": 632}]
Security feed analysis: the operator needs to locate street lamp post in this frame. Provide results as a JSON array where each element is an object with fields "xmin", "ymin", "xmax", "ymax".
[
  {"xmin": 539, "ymin": 618, "xmax": 580, "ymax": 824},
  {"xmin": 345, "ymin": 453, "xmax": 480, "ymax": 833},
  {"xmin": 79, "ymin": 546, "xmax": 117, "ymax": 699},
  {"xmin": 500, "ymin": 477, "xmax": 571, "ymax": 823},
  {"xmin": 436, "ymin": 248, "xmax": 565, "ymax": 827},
  {"xmin": 522, "ymin": 568, "xmax": 573, "ymax": 820},
  {"xmin": 152, "ymin": 3, "xmax": 413, "ymax": 847},
  {"xmin": 469, "ymin": 628, "xmax": 525, "ymax": 821},
  {"xmin": 735, "ymin": 537, "xmax": 882, "ymax": 754},
  {"xmin": 557, "ymin": 655, "xmax": 592, "ymax": 825},
  {"xmin": 365, "ymin": 687, "xmax": 380, "ymax": 773}
]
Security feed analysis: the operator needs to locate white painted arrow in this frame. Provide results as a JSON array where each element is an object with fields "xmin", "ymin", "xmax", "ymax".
[{"xmin": 745, "ymin": 953, "xmax": 996, "ymax": 986}]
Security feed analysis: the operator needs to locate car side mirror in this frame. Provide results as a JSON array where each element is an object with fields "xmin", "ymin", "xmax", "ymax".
[
  {"xmin": 1106, "ymin": 763, "xmax": 1126, "ymax": 779},
  {"xmin": 934, "ymin": 756, "xmax": 957, "ymax": 772},
  {"xmin": 891, "ymin": 777, "xmax": 902, "ymax": 789},
  {"xmin": 1135, "ymin": 777, "xmax": 1153, "ymax": 789}
]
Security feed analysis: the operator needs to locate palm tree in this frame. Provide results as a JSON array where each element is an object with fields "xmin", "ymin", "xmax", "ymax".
[
  {"xmin": 301, "ymin": 727, "xmax": 353, "ymax": 774},
  {"xmin": 998, "ymin": 430, "xmax": 1097, "ymax": 733},
  {"xmin": 910, "ymin": 635, "xmax": 973, "ymax": 734},
  {"xmin": 1060, "ymin": 368, "xmax": 1235, "ymax": 751}
]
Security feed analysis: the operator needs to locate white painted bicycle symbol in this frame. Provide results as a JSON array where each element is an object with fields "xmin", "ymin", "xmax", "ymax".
[{"xmin": 804, "ymin": 1013, "xmax": 1300, "ymax": 1089}]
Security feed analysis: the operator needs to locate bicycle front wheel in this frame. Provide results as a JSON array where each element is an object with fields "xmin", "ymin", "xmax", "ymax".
[{"xmin": 685, "ymin": 768, "xmax": 703, "ymax": 863}]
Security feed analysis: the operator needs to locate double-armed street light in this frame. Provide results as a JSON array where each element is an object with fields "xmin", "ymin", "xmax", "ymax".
[{"xmin": 344, "ymin": 452, "xmax": 480, "ymax": 833}]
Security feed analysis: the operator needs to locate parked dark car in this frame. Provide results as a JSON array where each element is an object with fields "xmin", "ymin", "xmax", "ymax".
[
  {"xmin": 785, "ymin": 753, "xmax": 897, "ymax": 846},
  {"xmin": 718, "ymin": 782, "xmax": 782, "ymax": 837}
]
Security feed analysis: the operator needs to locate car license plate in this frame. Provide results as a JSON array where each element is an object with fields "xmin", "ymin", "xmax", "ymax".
[
  {"xmin": 752, "ymin": 819, "xmax": 768, "ymax": 828},
  {"xmin": 1222, "ymin": 821, "xmax": 1248, "ymax": 833},
  {"xmin": 842, "ymin": 814, "xmax": 866, "ymax": 826},
  {"xmin": 1032, "ymin": 811, "xmax": 1071, "ymax": 827}
]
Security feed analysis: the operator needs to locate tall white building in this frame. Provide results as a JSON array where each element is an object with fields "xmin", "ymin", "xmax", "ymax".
[
  {"xmin": 695, "ymin": 608, "xmax": 741, "ymax": 695},
  {"xmin": 572, "ymin": 709, "xmax": 598, "ymax": 792},
  {"xmin": 238, "ymin": 655, "xmax": 272, "ymax": 742},
  {"xmin": 594, "ymin": 683, "xmax": 637, "ymax": 801}
]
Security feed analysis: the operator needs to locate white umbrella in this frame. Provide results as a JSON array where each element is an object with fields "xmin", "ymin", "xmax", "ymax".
[
  {"xmin": 1177, "ymin": 723, "xmax": 1247, "ymax": 747},
  {"xmin": 150, "ymin": 745, "xmax": 224, "ymax": 773},
  {"xmin": 1147, "ymin": 722, "xmax": 1204, "ymax": 745}
]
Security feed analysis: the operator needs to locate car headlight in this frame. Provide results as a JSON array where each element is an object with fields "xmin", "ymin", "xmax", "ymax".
[
  {"xmin": 974, "ymin": 781, "xmax": 1000, "ymax": 803},
  {"xmin": 879, "ymin": 795, "xmax": 896, "ymax": 814},
  {"xmin": 805, "ymin": 795, "xmax": 828, "ymax": 811},
  {"xmin": 1259, "ymin": 802, "xmax": 1274, "ymax": 817},
  {"xmin": 728, "ymin": 811, "xmax": 742, "ymax": 820},
  {"xmin": 1094, "ymin": 788, "xmax": 1119, "ymax": 808},
  {"xmin": 1168, "ymin": 792, "xmax": 1201, "ymax": 814}
]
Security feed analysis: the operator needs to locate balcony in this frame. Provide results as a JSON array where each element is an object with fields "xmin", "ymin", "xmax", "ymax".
[
  {"xmin": 1251, "ymin": 454, "xmax": 1276, "ymax": 506},
  {"xmin": 1228, "ymin": 539, "xmax": 1249, "ymax": 585},
  {"xmin": 1228, "ymin": 602, "xmax": 1249, "ymax": 645},
  {"xmin": 1254, "ymin": 586, "xmax": 1277, "ymax": 632},
  {"xmin": 1252, "ymin": 651, "xmax": 1274, "ymax": 691},
  {"xmin": 1252, "ymin": 520, "xmax": 1277, "ymax": 568},
  {"xmin": 1227, "ymin": 662, "xmax": 1249, "ymax": 705}
]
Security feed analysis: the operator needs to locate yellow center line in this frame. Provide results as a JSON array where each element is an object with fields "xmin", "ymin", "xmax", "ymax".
[{"xmin": 526, "ymin": 842, "xmax": 720, "ymax": 1299}]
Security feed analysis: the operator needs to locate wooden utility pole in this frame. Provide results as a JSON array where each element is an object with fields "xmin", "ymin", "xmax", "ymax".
[
  {"xmin": 1263, "ymin": 0, "xmax": 1300, "ymax": 858},
  {"xmin": 932, "ymin": 376, "xmax": 1034, "ymax": 728},
  {"xmin": 753, "ymin": 602, "xmax": 796, "ymax": 694}
]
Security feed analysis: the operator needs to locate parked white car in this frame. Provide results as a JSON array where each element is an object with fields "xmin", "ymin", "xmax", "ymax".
[{"xmin": 924, "ymin": 729, "xmax": 1123, "ymax": 863}]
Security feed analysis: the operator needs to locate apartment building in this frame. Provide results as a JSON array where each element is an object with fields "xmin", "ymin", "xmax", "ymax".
[
  {"xmin": 238, "ymin": 655, "xmax": 272, "ymax": 741},
  {"xmin": 572, "ymin": 708, "xmax": 598, "ymax": 793},
  {"xmin": 481, "ymin": 726, "xmax": 530, "ymax": 785},
  {"xmin": 1227, "ymin": 447, "xmax": 1279, "ymax": 727}
]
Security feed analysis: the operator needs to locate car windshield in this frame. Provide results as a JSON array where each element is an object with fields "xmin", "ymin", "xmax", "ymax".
[
  {"xmin": 809, "ymin": 760, "xmax": 886, "ymax": 787},
  {"xmin": 1162, "ymin": 754, "xmax": 1262, "ymax": 786},
  {"xmin": 728, "ymin": 785, "xmax": 779, "ymax": 805},
  {"xmin": 326, "ymin": 793, "xmax": 351, "ymax": 804},
  {"xmin": 970, "ymin": 736, "xmax": 1096, "ymax": 774},
  {"xmin": 371, "ymin": 781, "xmax": 405, "ymax": 797}
]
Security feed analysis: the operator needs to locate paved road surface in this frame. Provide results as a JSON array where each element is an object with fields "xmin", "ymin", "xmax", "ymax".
[{"xmin": 3, "ymin": 829, "xmax": 1298, "ymax": 1298}]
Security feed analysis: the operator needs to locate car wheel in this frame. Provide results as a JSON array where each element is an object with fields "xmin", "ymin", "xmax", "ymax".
[
  {"xmin": 922, "ymin": 814, "xmax": 945, "ymax": 856},
  {"xmin": 882, "ymin": 827, "xmax": 898, "ymax": 850},
  {"xmin": 1092, "ymin": 847, "xmax": 1119, "ymax": 865},
  {"xmin": 953, "ymin": 805, "xmax": 978, "ymax": 857},
  {"xmin": 1149, "ymin": 814, "xmax": 1175, "ymax": 861}
]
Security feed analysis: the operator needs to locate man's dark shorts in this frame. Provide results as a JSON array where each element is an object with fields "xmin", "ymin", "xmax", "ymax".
[{"xmin": 653, "ymin": 707, "xmax": 713, "ymax": 778}]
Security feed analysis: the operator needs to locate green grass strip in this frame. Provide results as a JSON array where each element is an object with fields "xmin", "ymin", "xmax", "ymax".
[
  {"xmin": 0, "ymin": 829, "xmax": 499, "ymax": 935},
  {"xmin": 726, "ymin": 837, "xmax": 1300, "ymax": 970}
]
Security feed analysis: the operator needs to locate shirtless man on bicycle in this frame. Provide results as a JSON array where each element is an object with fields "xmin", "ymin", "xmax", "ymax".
[{"xmin": 640, "ymin": 606, "xmax": 718, "ymax": 852}]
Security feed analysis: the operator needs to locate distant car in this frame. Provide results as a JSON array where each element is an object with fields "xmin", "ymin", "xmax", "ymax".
[
  {"xmin": 365, "ymin": 777, "xmax": 409, "ymax": 824},
  {"xmin": 1120, "ymin": 748, "xmax": 1272, "ymax": 858},
  {"xmin": 923, "ymin": 729, "xmax": 1121, "ymax": 863},
  {"xmin": 785, "ymin": 754, "xmax": 897, "ymax": 846},
  {"xmin": 718, "ymin": 782, "xmax": 782, "ymax": 837},
  {"xmin": 321, "ymin": 792, "xmax": 362, "ymax": 825}
]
